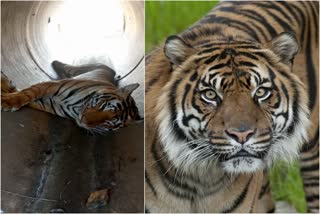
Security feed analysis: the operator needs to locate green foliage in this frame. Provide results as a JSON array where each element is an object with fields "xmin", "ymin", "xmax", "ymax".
[
  {"xmin": 270, "ymin": 161, "xmax": 306, "ymax": 212},
  {"xmin": 146, "ymin": 1, "xmax": 218, "ymax": 52},
  {"xmin": 145, "ymin": 1, "xmax": 307, "ymax": 212}
]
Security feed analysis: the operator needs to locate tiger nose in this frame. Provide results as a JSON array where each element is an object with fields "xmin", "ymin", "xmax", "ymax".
[{"xmin": 225, "ymin": 128, "xmax": 256, "ymax": 144}]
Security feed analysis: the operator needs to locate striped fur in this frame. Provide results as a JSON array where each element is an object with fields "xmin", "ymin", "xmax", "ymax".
[
  {"xmin": 145, "ymin": 1, "xmax": 318, "ymax": 213},
  {"xmin": 1, "ymin": 61, "xmax": 141, "ymax": 133}
]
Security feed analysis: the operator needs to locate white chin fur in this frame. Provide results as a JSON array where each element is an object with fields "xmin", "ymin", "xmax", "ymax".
[{"xmin": 221, "ymin": 157, "xmax": 265, "ymax": 173}]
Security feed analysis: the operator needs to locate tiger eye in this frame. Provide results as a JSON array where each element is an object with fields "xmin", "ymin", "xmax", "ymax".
[
  {"xmin": 255, "ymin": 88, "xmax": 266, "ymax": 97},
  {"xmin": 202, "ymin": 90, "xmax": 217, "ymax": 102},
  {"xmin": 254, "ymin": 87, "xmax": 272, "ymax": 102}
]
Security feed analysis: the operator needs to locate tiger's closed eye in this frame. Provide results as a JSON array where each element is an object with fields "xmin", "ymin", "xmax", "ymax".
[
  {"xmin": 254, "ymin": 87, "xmax": 272, "ymax": 102},
  {"xmin": 201, "ymin": 89, "xmax": 220, "ymax": 105}
]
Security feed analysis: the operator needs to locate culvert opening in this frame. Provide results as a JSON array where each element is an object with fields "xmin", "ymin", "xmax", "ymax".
[
  {"xmin": 2, "ymin": 0, "xmax": 144, "ymax": 88},
  {"xmin": 47, "ymin": 0, "xmax": 126, "ymax": 68},
  {"xmin": 2, "ymin": 0, "xmax": 144, "ymax": 113}
]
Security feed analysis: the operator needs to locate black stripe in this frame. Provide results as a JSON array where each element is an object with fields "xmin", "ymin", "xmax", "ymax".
[
  {"xmin": 251, "ymin": 52, "xmax": 274, "ymax": 65},
  {"xmin": 255, "ymin": 138, "xmax": 271, "ymax": 145},
  {"xmin": 198, "ymin": 47, "xmax": 221, "ymax": 55},
  {"xmin": 238, "ymin": 9, "xmax": 277, "ymax": 39},
  {"xmin": 304, "ymin": 181, "xmax": 319, "ymax": 188},
  {"xmin": 181, "ymin": 84, "xmax": 191, "ymax": 126},
  {"xmin": 218, "ymin": 8, "xmax": 269, "ymax": 41},
  {"xmin": 145, "ymin": 171, "xmax": 157, "ymax": 197},
  {"xmin": 197, "ymin": 43, "xmax": 259, "ymax": 48},
  {"xmin": 203, "ymin": 54, "xmax": 220, "ymax": 65},
  {"xmin": 232, "ymin": 45, "xmax": 261, "ymax": 49},
  {"xmin": 222, "ymin": 176, "xmax": 253, "ymax": 213},
  {"xmin": 236, "ymin": 52, "xmax": 259, "ymax": 60},
  {"xmin": 116, "ymin": 102, "xmax": 123, "ymax": 112},
  {"xmin": 222, "ymin": 78, "xmax": 234, "ymax": 91},
  {"xmin": 151, "ymin": 140, "xmax": 195, "ymax": 199},
  {"xmin": 60, "ymin": 106, "xmax": 73, "ymax": 119},
  {"xmin": 191, "ymin": 79, "xmax": 203, "ymax": 114},
  {"xmin": 170, "ymin": 79, "xmax": 188, "ymax": 141},
  {"xmin": 146, "ymin": 76, "xmax": 160, "ymax": 93},
  {"xmin": 68, "ymin": 91, "xmax": 96, "ymax": 106},
  {"xmin": 305, "ymin": 17, "xmax": 317, "ymax": 111},
  {"xmin": 122, "ymin": 99, "xmax": 129, "ymax": 121},
  {"xmin": 308, "ymin": 206, "xmax": 319, "ymax": 212},
  {"xmin": 203, "ymin": 15, "xmax": 259, "ymax": 41},
  {"xmin": 276, "ymin": 70, "xmax": 299, "ymax": 136},
  {"xmin": 181, "ymin": 30, "xmax": 198, "ymax": 41},
  {"xmin": 301, "ymin": 162, "xmax": 319, "ymax": 172},
  {"xmin": 238, "ymin": 19, "xmax": 269, "ymax": 41},
  {"xmin": 36, "ymin": 98, "xmax": 46, "ymax": 110},
  {"xmin": 189, "ymin": 71, "xmax": 198, "ymax": 82},
  {"xmin": 61, "ymin": 84, "xmax": 105, "ymax": 101},
  {"xmin": 267, "ymin": 67, "xmax": 282, "ymax": 112},
  {"xmin": 290, "ymin": 3, "xmax": 306, "ymax": 44},
  {"xmin": 250, "ymin": 69, "xmax": 262, "ymax": 84},
  {"xmin": 267, "ymin": 207, "xmax": 275, "ymax": 213},
  {"xmin": 259, "ymin": 180, "xmax": 270, "ymax": 199},
  {"xmin": 49, "ymin": 99, "xmax": 57, "ymax": 115},
  {"xmin": 196, "ymin": 26, "xmax": 225, "ymax": 37},
  {"xmin": 182, "ymin": 115, "xmax": 201, "ymax": 128},
  {"xmin": 306, "ymin": 194, "xmax": 319, "ymax": 202},
  {"xmin": 301, "ymin": 150, "xmax": 319, "ymax": 162},
  {"xmin": 301, "ymin": 128, "xmax": 319, "ymax": 152},
  {"xmin": 263, "ymin": 2, "xmax": 294, "ymax": 23},
  {"xmin": 209, "ymin": 72, "xmax": 221, "ymax": 80},
  {"xmin": 237, "ymin": 61, "xmax": 256, "ymax": 67},
  {"xmin": 53, "ymin": 80, "xmax": 79, "ymax": 97},
  {"xmin": 209, "ymin": 63, "xmax": 229, "ymax": 71},
  {"xmin": 70, "ymin": 106, "xmax": 79, "ymax": 117},
  {"xmin": 302, "ymin": 176, "xmax": 319, "ymax": 181},
  {"xmin": 276, "ymin": 82, "xmax": 290, "ymax": 133},
  {"xmin": 308, "ymin": 1, "xmax": 319, "ymax": 43},
  {"xmin": 276, "ymin": 2, "xmax": 301, "ymax": 26}
]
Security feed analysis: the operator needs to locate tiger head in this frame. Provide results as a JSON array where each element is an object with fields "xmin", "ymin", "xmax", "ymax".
[
  {"xmin": 157, "ymin": 32, "xmax": 310, "ymax": 174},
  {"xmin": 80, "ymin": 83, "xmax": 142, "ymax": 133}
]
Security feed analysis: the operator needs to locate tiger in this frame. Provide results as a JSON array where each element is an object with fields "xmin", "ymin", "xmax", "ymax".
[
  {"xmin": 145, "ymin": 1, "xmax": 318, "ymax": 213},
  {"xmin": 1, "ymin": 60, "xmax": 142, "ymax": 133}
]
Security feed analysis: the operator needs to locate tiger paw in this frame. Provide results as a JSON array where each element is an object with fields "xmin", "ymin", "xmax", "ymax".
[
  {"xmin": 1, "ymin": 94, "xmax": 26, "ymax": 112},
  {"xmin": 51, "ymin": 60, "xmax": 67, "ymax": 72}
]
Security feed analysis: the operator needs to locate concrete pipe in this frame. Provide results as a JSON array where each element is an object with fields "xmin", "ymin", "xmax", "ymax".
[{"xmin": 1, "ymin": 1, "xmax": 144, "ymax": 212}]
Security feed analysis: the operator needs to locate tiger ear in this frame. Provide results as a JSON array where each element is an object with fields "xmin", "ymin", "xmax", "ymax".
[
  {"xmin": 268, "ymin": 32, "xmax": 299, "ymax": 65},
  {"xmin": 164, "ymin": 35, "xmax": 195, "ymax": 65},
  {"xmin": 119, "ymin": 83, "xmax": 139, "ymax": 97}
]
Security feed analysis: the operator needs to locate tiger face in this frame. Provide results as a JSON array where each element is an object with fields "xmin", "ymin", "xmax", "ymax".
[
  {"xmin": 79, "ymin": 83, "xmax": 142, "ymax": 133},
  {"xmin": 157, "ymin": 33, "xmax": 310, "ymax": 174}
]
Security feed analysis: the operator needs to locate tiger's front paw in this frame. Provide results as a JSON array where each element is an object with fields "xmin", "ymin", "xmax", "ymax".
[{"xmin": 1, "ymin": 94, "xmax": 26, "ymax": 112}]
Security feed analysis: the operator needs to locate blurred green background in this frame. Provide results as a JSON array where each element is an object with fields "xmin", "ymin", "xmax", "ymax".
[
  {"xmin": 145, "ymin": 1, "xmax": 306, "ymax": 212},
  {"xmin": 146, "ymin": 1, "xmax": 217, "ymax": 52}
]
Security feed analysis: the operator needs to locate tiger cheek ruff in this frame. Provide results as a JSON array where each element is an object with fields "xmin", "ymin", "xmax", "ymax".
[{"xmin": 145, "ymin": 1, "xmax": 318, "ymax": 213}]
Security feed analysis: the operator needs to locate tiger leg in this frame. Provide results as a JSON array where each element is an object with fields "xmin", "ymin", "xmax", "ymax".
[
  {"xmin": 1, "ymin": 81, "xmax": 61, "ymax": 112},
  {"xmin": 52, "ymin": 60, "xmax": 116, "ymax": 79},
  {"xmin": 257, "ymin": 171, "xmax": 275, "ymax": 213},
  {"xmin": 300, "ymin": 135, "xmax": 319, "ymax": 213}
]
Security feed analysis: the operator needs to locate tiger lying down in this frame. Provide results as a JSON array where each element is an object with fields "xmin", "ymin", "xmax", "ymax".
[
  {"xmin": 1, "ymin": 61, "xmax": 142, "ymax": 133},
  {"xmin": 145, "ymin": 1, "xmax": 318, "ymax": 213}
]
